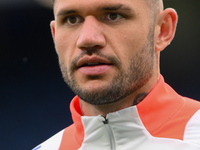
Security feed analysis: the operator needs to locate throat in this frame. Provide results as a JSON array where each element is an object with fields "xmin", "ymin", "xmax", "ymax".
[{"xmin": 80, "ymin": 92, "xmax": 148, "ymax": 117}]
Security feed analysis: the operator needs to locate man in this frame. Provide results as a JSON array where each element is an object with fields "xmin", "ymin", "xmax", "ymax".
[{"xmin": 33, "ymin": 0, "xmax": 200, "ymax": 149}]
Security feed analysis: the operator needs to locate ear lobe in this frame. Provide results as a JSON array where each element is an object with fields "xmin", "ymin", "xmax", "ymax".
[
  {"xmin": 155, "ymin": 8, "xmax": 178, "ymax": 51},
  {"xmin": 50, "ymin": 20, "xmax": 56, "ymax": 40}
]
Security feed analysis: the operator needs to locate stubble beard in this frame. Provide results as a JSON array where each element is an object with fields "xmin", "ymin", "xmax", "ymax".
[{"xmin": 59, "ymin": 27, "xmax": 155, "ymax": 105}]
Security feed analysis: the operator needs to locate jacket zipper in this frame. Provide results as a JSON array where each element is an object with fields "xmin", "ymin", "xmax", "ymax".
[{"xmin": 103, "ymin": 118, "xmax": 116, "ymax": 150}]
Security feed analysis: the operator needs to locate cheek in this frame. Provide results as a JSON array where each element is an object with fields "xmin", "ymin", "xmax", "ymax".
[
  {"xmin": 111, "ymin": 26, "xmax": 148, "ymax": 69},
  {"xmin": 115, "ymin": 31, "xmax": 146, "ymax": 59},
  {"xmin": 54, "ymin": 31, "xmax": 76, "ymax": 66},
  {"xmin": 124, "ymin": 27, "xmax": 146, "ymax": 46}
]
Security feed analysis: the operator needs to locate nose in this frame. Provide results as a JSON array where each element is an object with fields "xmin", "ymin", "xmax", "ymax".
[{"xmin": 77, "ymin": 16, "xmax": 106, "ymax": 51}]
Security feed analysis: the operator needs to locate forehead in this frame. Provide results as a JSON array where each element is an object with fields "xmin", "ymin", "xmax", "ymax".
[{"xmin": 54, "ymin": 0, "xmax": 149, "ymax": 15}]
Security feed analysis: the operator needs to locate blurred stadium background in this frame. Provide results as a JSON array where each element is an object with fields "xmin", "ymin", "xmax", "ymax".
[{"xmin": 0, "ymin": 0, "xmax": 200, "ymax": 149}]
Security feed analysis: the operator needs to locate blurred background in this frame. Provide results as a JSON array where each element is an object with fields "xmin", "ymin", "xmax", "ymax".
[{"xmin": 0, "ymin": 0, "xmax": 200, "ymax": 149}]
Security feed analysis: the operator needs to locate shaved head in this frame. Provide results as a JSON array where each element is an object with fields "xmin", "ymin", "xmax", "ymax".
[
  {"xmin": 146, "ymin": 0, "xmax": 164, "ymax": 14},
  {"xmin": 52, "ymin": 0, "xmax": 163, "ymax": 17},
  {"xmin": 52, "ymin": 0, "xmax": 163, "ymax": 8}
]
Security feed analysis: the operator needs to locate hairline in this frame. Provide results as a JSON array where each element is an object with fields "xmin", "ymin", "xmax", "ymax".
[{"xmin": 52, "ymin": 0, "xmax": 163, "ymax": 10}]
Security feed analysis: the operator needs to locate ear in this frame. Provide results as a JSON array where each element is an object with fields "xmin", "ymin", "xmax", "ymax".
[
  {"xmin": 50, "ymin": 20, "xmax": 56, "ymax": 40},
  {"xmin": 154, "ymin": 8, "xmax": 178, "ymax": 51}
]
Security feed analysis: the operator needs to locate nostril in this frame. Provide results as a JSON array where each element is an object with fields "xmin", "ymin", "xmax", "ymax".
[{"xmin": 80, "ymin": 45, "xmax": 103, "ymax": 55}]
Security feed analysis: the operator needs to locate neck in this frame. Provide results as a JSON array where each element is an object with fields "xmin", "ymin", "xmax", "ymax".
[
  {"xmin": 80, "ymin": 93, "xmax": 147, "ymax": 117},
  {"xmin": 79, "ymin": 74, "xmax": 159, "ymax": 117}
]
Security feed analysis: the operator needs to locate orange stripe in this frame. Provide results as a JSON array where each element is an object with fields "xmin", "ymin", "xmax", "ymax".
[
  {"xmin": 137, "ymin": 76, "xmax": 200, "ymax": 140},
  {"xmin": 152, "ymin": 97, "xmax": 200, "ymax": 140},
  {"xmin": 59, "ymin": 96, "xmax": 84, "ymax": 150}
]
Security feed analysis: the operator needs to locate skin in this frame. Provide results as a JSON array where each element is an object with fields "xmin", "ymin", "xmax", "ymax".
[{"xmin": 50, "ymin": 0, "xmax": 178, "ymax": 117}]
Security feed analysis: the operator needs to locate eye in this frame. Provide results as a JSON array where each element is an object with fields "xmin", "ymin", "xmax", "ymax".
[
  {"xmin": 66, "ymin": 16, "xmax": 83, "ymax": 25},
  {"xmin": 105, "ymin": 13, "xmax": 124, "ymax": 21}
]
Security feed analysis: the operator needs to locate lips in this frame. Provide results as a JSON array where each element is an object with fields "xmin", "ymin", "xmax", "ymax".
[
  {"xmin": 76, "ymin": 56, "xmax": 112, "ymax": 76},
  {"xmin": 77, "ymin": 56, "xmax": 111, "ymax": 68},
  {"xmin": 79, "ymin": 62, "xmax": 106, "ymax": 67}
]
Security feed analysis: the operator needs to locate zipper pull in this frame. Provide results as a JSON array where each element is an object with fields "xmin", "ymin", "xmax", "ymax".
[{"xmin": 103, "ymin": 118, "xmax": 109, "ymax": 124}]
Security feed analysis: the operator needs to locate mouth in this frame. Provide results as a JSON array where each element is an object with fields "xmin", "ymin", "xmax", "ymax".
[
  {"xmin": 80, "ymin": 62, "xmax": 109, "ymax": 67},
  {"xmin": 76, "ymin": 56, "xmax": 113, "ymax": 76},
  {"xmin": 77, "ymin": 56, "xmax": 112, "ymax": 68}
]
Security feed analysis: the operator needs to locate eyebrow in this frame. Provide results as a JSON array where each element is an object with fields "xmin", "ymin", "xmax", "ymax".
[
  {"xmin": 57, "ymin": 10, "xmax": 77, "ymax": 16},
  {"xmin": 101, "ymin": 4, "xmax": 130, "ymax": 11},
  {"xmin": 57, "ymin": 4, "xmax": 131, "ymax": 17}
]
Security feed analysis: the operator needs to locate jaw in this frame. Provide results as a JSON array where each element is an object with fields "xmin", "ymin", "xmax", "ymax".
[{"xmin": 78, "ymin": 67, "xmax": 160, "ymax": 117}]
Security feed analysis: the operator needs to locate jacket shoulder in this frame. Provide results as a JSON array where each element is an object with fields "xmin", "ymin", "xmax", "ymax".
[
  {"xmin": 32, "ymin": 129, "xmax": 64, "ymax": 150},
  {"xmin": 149, "ymin": 97, "xmax": 200, "ymax": 140},
  {"xmin": 184, "ymin": 109, "xmax": 200, "ymax": 145},
  {"xmin": 59, "ymin": 124, "xmax": 82, "ymax": 150}
]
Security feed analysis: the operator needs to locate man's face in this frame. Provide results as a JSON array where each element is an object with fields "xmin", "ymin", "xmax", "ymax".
[{"xmin": 51, "ymin": 0, "xmax": 156, "ymax": 105}]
